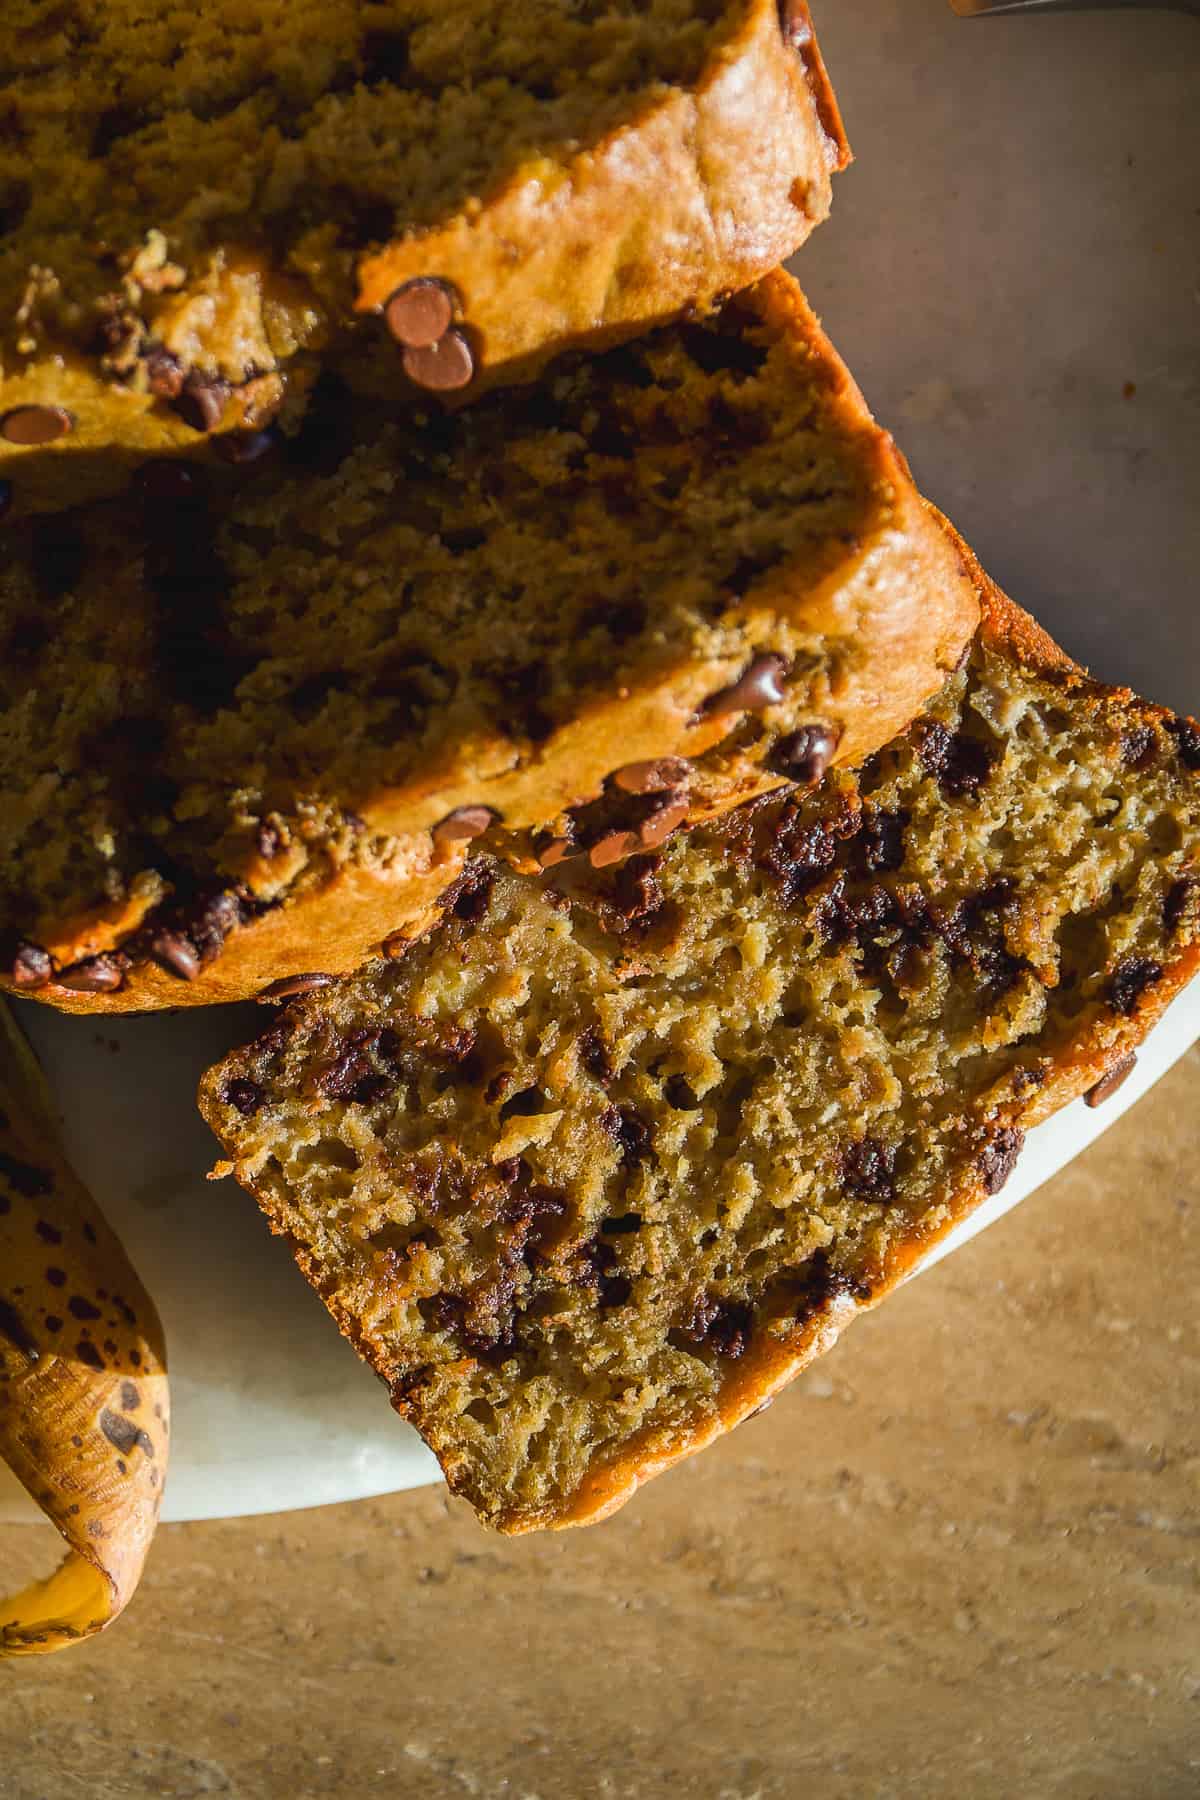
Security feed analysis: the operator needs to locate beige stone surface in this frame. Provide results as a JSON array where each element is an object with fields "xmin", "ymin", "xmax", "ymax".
[{"xmin": 2, "ymin": 1048, "xmax": 1197, "ymax": 1798}]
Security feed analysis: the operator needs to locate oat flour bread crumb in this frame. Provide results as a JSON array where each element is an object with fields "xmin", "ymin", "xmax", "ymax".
[
  {"xmin": 199, "ymin": 566, "xmax": 1200, "ymax": 1531},
  {"xmin": 1, "ymin": 275, "xmax": 975, "ymax": 1012},
  {"xmin": 0, "ymin": 0, "xmax": 846, "ymax": 517}
]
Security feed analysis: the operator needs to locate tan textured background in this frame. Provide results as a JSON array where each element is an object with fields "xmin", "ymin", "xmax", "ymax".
[{"xmin": 2, "ymin": 1047, "xmax": 1197, "ymax": 1798}]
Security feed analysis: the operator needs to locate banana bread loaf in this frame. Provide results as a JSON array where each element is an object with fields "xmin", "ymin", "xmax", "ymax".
[
  {"xmin": 0, "ymin": 0, "xmax": 847, "ymax": 518},
  {"xmin": 1, "ymin": 275, "xmax": 976, "ymax": 1013},
  {"xmin": 199, "ymin": 566, "xmax": 1200, "ymax": 1532}
]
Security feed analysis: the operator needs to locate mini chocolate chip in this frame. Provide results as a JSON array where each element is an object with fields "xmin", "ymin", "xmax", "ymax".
[
  {"xmin": 215, "ymin": 428, "xmax": 278, "ymax": 465},
  {"xmin": 1, "ymin": 405, "xmax": 74, "ymax": 446},
  {"xmin": 384, "ymin": 277, "xmax": 456, "ymax": 350},
  {"xmin": 839, "ymin": 1136, "xmax": 897, "ymax": 1203},
  {"xmin": 33, "ymin": 1217, "xmax": 61, "ymax": 1241},
  {"xmin": 599, "ymin": 1273, "xmax": 632, "ymax": 1309},
  {"xmin": 1165, "ymin": 876, "xmax": 1198, "ymax": 933},
  {"xmin": 224, "ymin": 1077, "xmax": 264, "ymax": 1117},
  {"xmin": 698, "ymin": 653, "xmax": 788, "ymax": 721},
  {"xmin": 432, "ymin": 805, "xmax": 495, "ymax": 846},
  {"xmin": 1084, "ymin": 1052, "xmax": 1137, "ymax": 1108},
  {"xmin": 175, "ymin": 375, "xmax": 230, "ymax": 433},
  {"xmin": 150, "ymin": 931, "xmax": 200, "ymax": 981},
  {"xmin": 9, "ymin": 941, "xmax": 52, "ymax": 990},
  {"xmin": 68, "ymin": 1295, "xmax": 101, "ymax": 1321},
  {"xmin": 770, "ymin": 722, "xmax": 840, "ymax": 784},
  {"xmin": 1167, "ymin": 716, "xmax": 1200, "ymax": 771},
  {"xmin": 638, "ymin": 796, "xmax": 689, "ymax": 849},
  {"xmin": 978, "ymin": 1127, "xmax": 1024, "ymax": 1195},
  {"xmin": 120, "ymin": 1380, "xmax": 141, "ymax": 1412},
  {"xmin": 55, "ymin": 956, "xmax": 125, "ymax": 994},
  {"xmin": 612, "ymin": 758, "xmax": 691, "ymax": 796},
  {"xmin": 1108, "ymin": 955, "xmax": 1163, "ymax": 1017},
  {"xmin": 45, "ymin": 1267, "xmax": 66, "ymax": 1287},
  {"xmin": 256, "ymin": 972, "xmax": 335, "ymax": 1002},
  {"xmin": 590, "ymin": 830, "xmax": 638, "ymax": 868},
  {"xmin": 403, "ymin": 328, "xmax": 475, "ymax": 393},
  {"xmin": 1120, "ymin": 725, "xmax": 1157, "ymax": 770}
]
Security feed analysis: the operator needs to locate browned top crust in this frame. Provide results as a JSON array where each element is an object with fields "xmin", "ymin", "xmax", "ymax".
[
  {"xmin": 1, "ymin": 0, "xmax": 847, "ymax": 519},
  {"xmin": 2, "ymin": 273, "xmax": 977, "ymax": 1013}
]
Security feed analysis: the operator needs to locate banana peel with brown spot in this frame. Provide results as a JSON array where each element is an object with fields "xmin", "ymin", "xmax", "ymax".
[{"xmin": 0, "ymin": 1002, "xmax": 169, "ymax": 1654}]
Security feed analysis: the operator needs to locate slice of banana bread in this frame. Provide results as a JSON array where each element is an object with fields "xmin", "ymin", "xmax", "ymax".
[
  {"xmin": 1, "ymin": 275, "xmax": 976, "ymax": 1012},
  {"xmin": 0, "ymin": 0, "xmax": 846, "ymax": 517},
  {"xmin": 199, "ymin": 564, "xmax": 1200, "ymax": 1532}
]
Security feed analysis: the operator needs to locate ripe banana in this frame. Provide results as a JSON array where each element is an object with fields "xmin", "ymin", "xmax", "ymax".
[{"xmin": 0, "ymin": 1002, "xmax": 169, "ymax": 1654}]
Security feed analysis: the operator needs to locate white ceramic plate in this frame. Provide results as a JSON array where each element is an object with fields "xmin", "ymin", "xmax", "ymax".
[{"xmin": 4, "ymin": 0, "xmax": 1198, "ymax": 1523}]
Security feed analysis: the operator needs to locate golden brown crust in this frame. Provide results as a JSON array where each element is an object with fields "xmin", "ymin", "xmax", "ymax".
[
  {"xmin": 3, "ymin": 2, "xmax": 846, "ymax": 519},
  {"xmin": 356, "ymin": 1, "xmax": 846, "ymax": 386},
  {"xmin": 529, "ymin": 559, "xmax": 1200, "ymax": 1535},
  {"xmin": 0, "ymin": 1004, "xmax": 169, "ymax": 1651},
  {"xmin": 8, "ymin": 272, "xmax": 980, "ymax": 1015}
]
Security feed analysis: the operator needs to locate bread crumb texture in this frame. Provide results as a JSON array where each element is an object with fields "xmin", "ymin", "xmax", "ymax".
[
  {"xmin": 201, "ymin": 638, "xmax": 1200, "ymax": 1529},
  {"xmin": 1, "ymin": 290, "xmax": 928, "ymax": 992}
]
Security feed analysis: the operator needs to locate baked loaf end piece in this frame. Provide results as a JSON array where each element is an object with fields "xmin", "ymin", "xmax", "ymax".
[
  {"xmin": 1, "ymin": 274, "xmax": 975, "ymax": 1013},
  {"xmin": 0, "ymin": 0, "xmax": 846, "ymax": 518},
  {"xmin": 200, "ymin": 569, "xmax": 1200, "ymax": 1532}
]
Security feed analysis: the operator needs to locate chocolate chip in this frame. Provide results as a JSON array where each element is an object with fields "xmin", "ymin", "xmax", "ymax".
[
  {"xmin": 214, "ymin": 428, "xmax": 278, "ymax": 465},
  {"xmin": 698, "ymin": 654, "xmax": 788, "ymax": 721},
  {"xmin": 638, "ymin": 796, "xmax": 689, "ymax": 850},
  {"xmin": 590, "ymin": 830, "xmax": 638, "ymax": 869},
  {"xmin": 977, "ymin": 1127, "xmax": 1024, "ymax": 1196},
  {"xmin": 150, "ymin": 931, "xmax": 200, "ymax": 981},
  {"xmin": 916, "ymin": 722, "xmax": 997, "ymax": 798},
  {"xmin": 384, "ymin": 278, "xmax": 456, "ymax": 350},
  {"xmin": 9, "ymin": 941, "xmax": 51, "ymax": 990},
  {"xmin": 54, "ymin": 956, "xmax": 125, "ymax": 994},
  {"xmin": 224, "ymin": 1077, "xmax": 264, "ymax": 1117},
  {"xmin": 403, "ymin": 328, "xmax": 475, "ymax": 393},
  {"xmin": 838, "ymin": 1136, "xmax": 897, "ymax": 1203},
  {"xmin": 143, "ymin": 346, "xmax": 185, "ymax": 399},
  {"xmin": 256, "ymin": 972, "xmax": 335, "ymax": 1002},
  {"xmin": 1119, "ymin": 725, "xmax": 1157, "ymax": 770},
  {"xmin": 612, "ymin": 758, "xmax": 691, "ymax": 796},
  {"xmin": 680, "ymin": 1294, "xmax": 753, "ymax": 1359},
  {"xmin": 1108, "ymin": 955, "xmax": 1162, "ymax": 1017},
  {"xmin": 45, "ymin": 1267, "xmax": 66, "ymax": 1287},
  {"xmin": 1165, "ymin": 876, "xmax": 1198, "ymax": 934},
  {"xmin": 0, "ymin": 405, "xmax": 74, "ymax": 446},
  {"xmin": 1167, "ymin": 716, "xmax": 1200, "ymax": 772},
  {"xmin": 602, "ymin": 1105, "xmax": 653, "ymax": 1169},
  {"xmin": 432, "ymin": 805, "xmax": 495, "ymax": 846},
  {"xmin": 120, "ymin": 1381, "xmax": 141, "ymax": 1412},
  {"xmin": 577, "ymin": 1027, "xmax": 613, "ymax": 1084},
  {"xmin": 175, "ymin": 375, "xmax": 230, "ymax": 433},
  {"xmin": 770, "ymin": 722, "xmax": 839, "ymax": 784},
  {"xmin": 67, "ymin": 1295, "xmax": 101, "ymax": 1322},
  {"xmin": 1084, "ymin": 1052, "xmax": 1137, "ymax": 1108}
]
